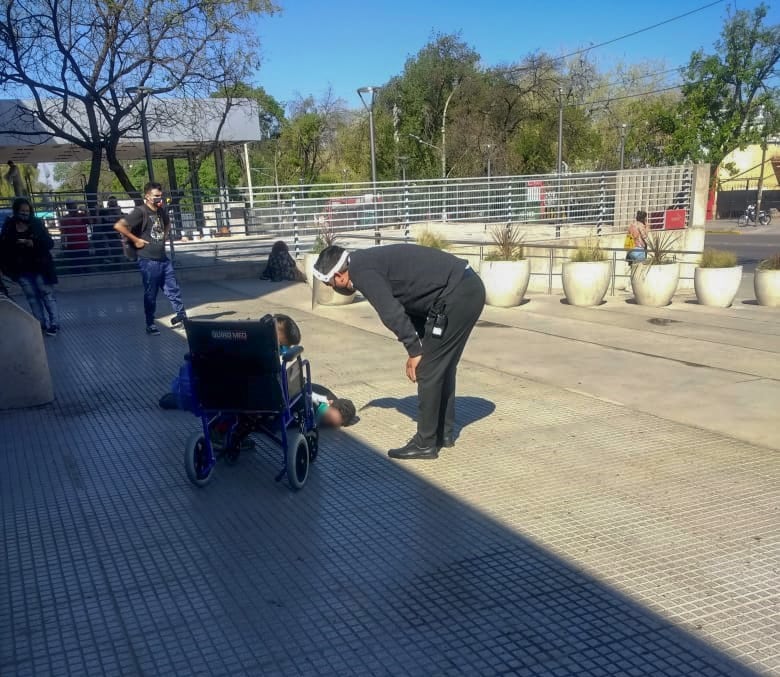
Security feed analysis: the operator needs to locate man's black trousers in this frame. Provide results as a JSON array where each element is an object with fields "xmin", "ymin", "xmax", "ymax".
[{"xmin": 414, "ymin": 272, "xmax": 485, "ymax": 447}]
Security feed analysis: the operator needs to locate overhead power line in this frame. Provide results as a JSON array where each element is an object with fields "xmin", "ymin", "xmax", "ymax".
[
  {"xmin": 553, "ymin": 0, "xmax": 725, "ymax": 64},
  {"xmin": 501, "ymin": 0, "xmax": 725, "ymax": 74}
]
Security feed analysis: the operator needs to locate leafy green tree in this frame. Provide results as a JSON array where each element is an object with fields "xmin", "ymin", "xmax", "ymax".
[
  {"xmin": 0, "ymin": 0, "xmax": 277, "ymax": 200},
  {"xmin": 377, "ymin": 33, "xmax": 482, "ymax": 179},
  {"xmin": 669, "ymin": 4, "xmax": 780, "ymax": 181}
]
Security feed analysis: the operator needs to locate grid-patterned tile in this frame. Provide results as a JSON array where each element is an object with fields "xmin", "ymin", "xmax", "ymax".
[{"xmin": 0, "ymin": 282, "xmax": 776, "ymax": 676}]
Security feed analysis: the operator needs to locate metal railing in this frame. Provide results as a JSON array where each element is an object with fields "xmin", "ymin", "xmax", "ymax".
[
  {"xmin": 0, "ymin": 166, "xmax": 693, "ymax": 278},
  {"xmin": 344, "ymin": 232, "xmax": 703, "ymax": 295}
]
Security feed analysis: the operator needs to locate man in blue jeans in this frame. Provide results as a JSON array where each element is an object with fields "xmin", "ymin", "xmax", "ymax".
[{"xmin": 113, "ymin": 182, "xmax": 186, "ymax": 335}]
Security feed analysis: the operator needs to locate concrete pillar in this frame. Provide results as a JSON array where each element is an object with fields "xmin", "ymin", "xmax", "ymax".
[
  {"xmin": 689, "ymin": 163, "xmax": 711, "ymax": 228},
  {"xmin": 0, "ymin": 297, "xmax": 54, "ymax": 409}
]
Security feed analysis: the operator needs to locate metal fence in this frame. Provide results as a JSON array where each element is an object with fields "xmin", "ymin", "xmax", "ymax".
[{"xmin": 0, "ymin": 166, "xmax": 694, "ymax": 277}]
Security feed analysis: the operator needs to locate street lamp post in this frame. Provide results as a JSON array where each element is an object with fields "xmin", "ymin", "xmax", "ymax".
[
  {"xmin": 126, "ymin": 86, "xmax": 155, "ymax": 183},
  {"xmin": 357, "ymin": 86, "xmax": 379, "ymax": 192},
  {"xmin": 485, "ymin": 143, "xmax": 493, "ymax": 221},
  {"xmin": 557, "ymin": 87, "xmax": 564, "ymax": 175},
  {"xmin": 358, "ymin": 86, "xmax": 380, "ymax": 243},
  {"xmin": 440, "ymin": 79, "xmax": 460, "ymax": 222},
  {"xmin": 441, "ymin": 81, "xmax": 459, "ymax": 180}
]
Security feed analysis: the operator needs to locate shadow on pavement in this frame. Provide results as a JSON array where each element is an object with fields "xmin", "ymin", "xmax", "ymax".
[
  {"xmin": 0, "ymin": 286, "xmax": 761, "ymax": 676},
  {"xmin": 361, "ymin": 394, "xmax": 496, "ymax": 434}
]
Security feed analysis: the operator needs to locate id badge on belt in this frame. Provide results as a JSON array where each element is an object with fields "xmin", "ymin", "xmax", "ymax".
[{"xmin": 428, "ymin": 300, "xmax": 448, "ymax": 339}]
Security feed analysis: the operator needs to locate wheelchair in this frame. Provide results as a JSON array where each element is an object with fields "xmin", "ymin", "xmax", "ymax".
[{"xmin": 175, "ymin": 315, "xmax": 319, "ymax": 490}]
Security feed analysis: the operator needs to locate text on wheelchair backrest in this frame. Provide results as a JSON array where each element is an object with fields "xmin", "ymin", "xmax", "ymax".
[{"xmin": 210, "ymin": 329, "xmax": 249, "ymax": 341}]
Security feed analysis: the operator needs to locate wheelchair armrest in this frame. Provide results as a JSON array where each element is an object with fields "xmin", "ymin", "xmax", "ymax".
[{"xmin": 281, "ymin": 345, "xmax": 304, "ymax": 363}]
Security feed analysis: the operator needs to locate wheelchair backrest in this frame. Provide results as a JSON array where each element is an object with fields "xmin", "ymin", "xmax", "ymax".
[{"xmin": 185, "ymin": 316, "xmax": 290, "ymax": 412}]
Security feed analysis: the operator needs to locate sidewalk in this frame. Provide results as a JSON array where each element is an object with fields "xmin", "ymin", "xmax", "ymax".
[{"xmin": 1, "ymin": 278, "xmax": 778, "ymax": 676}]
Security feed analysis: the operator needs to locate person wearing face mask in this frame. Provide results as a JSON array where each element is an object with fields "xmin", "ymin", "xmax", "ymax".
[
  {"xmin": 0, "ymin": 197, "xmax": 60, "ymax": 335},
  {"xmin": 313, "ymin": 243, "xmax": 485, "ymax": 460},
  {"xmin": 113, "ymin": 182, "xmax": 186, "ymax": 335}
]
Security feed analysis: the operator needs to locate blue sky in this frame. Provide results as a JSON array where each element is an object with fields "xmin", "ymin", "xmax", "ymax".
[{"xmin": 252, "ymin": 0, "xmax": 778, "ymax": 110}]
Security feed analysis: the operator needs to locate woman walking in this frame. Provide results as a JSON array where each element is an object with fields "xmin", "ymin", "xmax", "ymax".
[{"xmin": 0, "ymin": 197, "xmax": 60, "ymax": 335}]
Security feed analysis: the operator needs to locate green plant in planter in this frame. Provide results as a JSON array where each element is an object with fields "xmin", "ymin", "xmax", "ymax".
[
  {"xmin": 311, "ymin": 222, "xmax": 338, "ymax": 255},
  {"xmin": 570, "ymin": 239, "xmax": 606, "ymax": 262},
  {"xmin": 484, "ymin": 224, "xmax": 525, "ymax": 261},
  {"xmin": 311, "ymin": 234, "xmax": 326, "ymax": 255},
  {"xmin": 699, "ymin": 248, "xmax": 738, "ymax": 268},
  {"xmin": 643, "ymin": 230, "xmax": 681, "ymax": 264},
  {"xmin": 416, "ymin": 230, "xmax": 449, "ymax": 250},
  {"xmin": 758, "ymin": 253, "xmax": 780, "ymax": 270}
]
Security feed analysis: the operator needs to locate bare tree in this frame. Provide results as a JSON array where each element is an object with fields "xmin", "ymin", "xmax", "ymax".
[{"xmin": 0, "ymin": 0, "xmax": 276, "ymax": 199}]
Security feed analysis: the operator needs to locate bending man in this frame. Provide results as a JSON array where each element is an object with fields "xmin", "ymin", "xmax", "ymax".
[{"xmin": 313, "ymin": 244, "xmax": 485, "ymax": 460}]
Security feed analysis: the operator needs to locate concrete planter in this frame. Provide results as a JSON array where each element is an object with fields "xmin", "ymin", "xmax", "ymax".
[
  {"xmin": 562, "ymin": 261, "xmax": 612, "ymax": 307},
  {"xmin": 480, "ymin": 259, "xmax": 531, "ymax": 308},
  {"xmin": 694, "ymin": 266, "xmax": 743, "ymax": 307},
  {"xmin": 754, "ymin": 268, "xmax": 780, "ymax": 307},
  {"xmin": 630, "ymin": 262, "xmax": 680, "ymax": 307},
  {"xmin": 313, "ymin": 279, "xmax": 355, "ymax": 306},
  {"xmin": 303, "ymin": 252, "xmax": 319, "ymax": 287}
]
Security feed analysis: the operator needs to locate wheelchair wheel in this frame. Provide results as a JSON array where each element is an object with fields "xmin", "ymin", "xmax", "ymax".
[
  {"xmin": 184, "ymin": 432, "xmax": 216, "ymax": 487},
  {"xmin": 286, "ymin": 432, "xmax": 310, "ymax": 490},
  {"xmin": 305, "ymin": 430, "xmax": 319, "ymax": 464}
]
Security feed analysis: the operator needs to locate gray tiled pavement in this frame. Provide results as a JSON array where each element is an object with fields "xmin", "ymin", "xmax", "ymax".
[{"xmin": 1, "ymin": 278, "xmax": 778, "ymax": 676}]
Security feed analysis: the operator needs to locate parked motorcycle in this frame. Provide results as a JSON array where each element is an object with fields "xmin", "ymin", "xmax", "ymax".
[{"xmin": 737, "ymin": 204, "xmax": 771, "ymax": 227}]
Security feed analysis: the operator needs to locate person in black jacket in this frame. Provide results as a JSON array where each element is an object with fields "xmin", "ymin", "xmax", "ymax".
[
  {"xmin": 0, "ymin": 197, "xmax": 60, "ymax": 335},
  {"xmin": 313, "ymin": 243, "xmax": 485, "ymax": 460}
]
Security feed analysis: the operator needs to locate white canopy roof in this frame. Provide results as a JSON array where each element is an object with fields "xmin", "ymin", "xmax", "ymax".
[{"xmin": 0, "ymin": 98, "xmax": 263, "ymax": 163}]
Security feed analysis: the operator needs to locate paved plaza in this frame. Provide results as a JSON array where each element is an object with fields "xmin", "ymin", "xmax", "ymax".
[{"xmin": 1, "ymin": 273, "xmax": 778, "ymax": 676}]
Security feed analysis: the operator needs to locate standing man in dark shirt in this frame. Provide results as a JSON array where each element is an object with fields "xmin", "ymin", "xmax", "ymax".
[
  {"xmin": 313, "ymin": 243, "xmax": 485, "ymax": 460},
  {"xmin": 113, "ymin": 182, "xmax": 186, "ymax": 335}
]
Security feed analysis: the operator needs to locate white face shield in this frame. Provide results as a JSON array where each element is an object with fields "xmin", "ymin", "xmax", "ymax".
[{"xmin": 312, "ymin": 250, "xmax": 350, "ymax": 284}]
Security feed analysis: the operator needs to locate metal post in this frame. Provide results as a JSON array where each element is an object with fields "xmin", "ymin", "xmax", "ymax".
[
  {"xmin": 756, "ymin": 139, "xmax": 768, "ymax": 216},
  {"xmin": 165, "ymin": 157, "xmax": 178, "ymax": 262},
  {"xmin": 507, "ymin": 180, "xmax": 513, "ymax": 223},
  {"xmin": 548, "ymin": 248, "xmax": 554, "ymax": 295},
  {"xmin": 610, "ymin": 249, "xmax": 617, "ymax": 296},
  {"xmin": 441, "ymin": 80, "xmax": 459, "ymax": 222},
  {"xmin": 358, "ymin": 86, "xmax": 380, "ymax": 243},
  {"xmin": 214, "ymin": 146, "xmax": 230, "ymax": 236},
  {"xmin": 404, "ymin": 179, "xmax": 410, "ymax": 243},
  {"xmin": 292, "ymin": 192, "xmax": 299, "ymax": 259},
  {"xmin": 140, "ymin": 96, "xmax": 154, "ymax": 183},
  {"xmin": 597, "ymin": 173, "xmax": 606, "ymax": 236},
  {"xmin": 244, "ymin": 143, "xmax": 254, "ymax": 209},
  {"xmin": 368, "ymin": 105, "xmax": 377, "ymax": 193},
  {"xmin": 188, "ymin": 152, "xmax": 205, "ymax": 235},
  {"xmin": 485, "ymin": 144, "xmax": 492, "ymax": 222},
  {"xmin": 556, "ymin": 88, "xmax": 564, "ymax": 239},
  {"xmin": 557, "ymin": 88, "xmax": 563, "ymax": 175}
]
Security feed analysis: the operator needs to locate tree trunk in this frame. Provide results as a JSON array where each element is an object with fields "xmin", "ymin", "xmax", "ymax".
[
  {"xmin": 85, "ymin": 146, "xmax": 103, "ymax": 210},
  {"xmin": 105, "ymin": 142, "xmax": 142, "ymax": 202}
]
